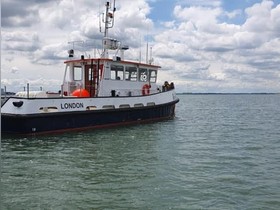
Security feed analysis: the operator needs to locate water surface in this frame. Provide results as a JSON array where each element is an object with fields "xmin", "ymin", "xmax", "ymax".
[{"xmin": 2, "ymin": 95, "xmax": 280, "ymax": 209}]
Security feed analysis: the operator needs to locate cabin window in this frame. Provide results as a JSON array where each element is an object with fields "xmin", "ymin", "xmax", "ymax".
[
  {"xmin": 139, "ymin": 68, "xmax": 148, "ymax": 82},
  {"xmin": 73, "ymin": 66, "xmax": 82, "ymax": 81},
  {"xmin": 111, "ymin": 65, "xmax": 124, "ymax": 80},
  {"xmin": 125, "ymin": 66, "xmax": 137, "ymax": 81},
  {"xmin": 87, "ymin": 67, "xmax": 93, "ymax": 81},
  {"xmin": 149, "ymin": 69, "xmax": 157, "ymax": 83},
  {"xmin": 64, "ymin": 65, "xmax": 70, "ymax": 82}
]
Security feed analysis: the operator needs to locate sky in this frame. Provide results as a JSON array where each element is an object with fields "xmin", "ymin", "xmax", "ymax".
[{"xmin": 1, "ymin": 0, "xmax": 280, "ymax": 93}]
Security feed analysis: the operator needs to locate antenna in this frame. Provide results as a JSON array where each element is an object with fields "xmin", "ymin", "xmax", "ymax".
[
  {"xmin": 139, "ymin": 35, "xmax": 142, "ymax": 63},
  {"xmin": 149, "ymin": 46, "xmax": 154, "ymax": 64},
  {"xmin": 146, "ymin": 42, "xmax": 149, "ymax": 64},
  {"xmin": 99, "ymin": 1, "xmax": 102, "ymax": 33},
  {"xmin": 101, "ymin": 1, "xmax": 116, "ymax": 37}
]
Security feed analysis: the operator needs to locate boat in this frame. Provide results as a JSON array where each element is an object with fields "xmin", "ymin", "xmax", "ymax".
[{"xmin": 1, "ymin": 1, "xmax": 179, "ymax": 135}]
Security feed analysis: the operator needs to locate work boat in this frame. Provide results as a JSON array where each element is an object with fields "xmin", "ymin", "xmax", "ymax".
[{"xmin": 1, "ymin": 1, "xmax": 179, "ymax": 135}]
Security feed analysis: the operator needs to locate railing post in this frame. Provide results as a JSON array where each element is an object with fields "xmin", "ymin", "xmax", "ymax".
[
  {"xmin": 27, "ymin": 83, "xmax": 29, "ymax": 98},
  {"xmin": 61, "ymin": 85, "xmax": 63, "ymax": 97},
  {"xmin": 4, "ymin": 86, "xmax": 7, "ymax": 99}
]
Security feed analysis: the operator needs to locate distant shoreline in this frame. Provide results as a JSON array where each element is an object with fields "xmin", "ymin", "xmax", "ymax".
[{"xmin": 177, "ymin": 92, "xmax": 280, "ymax": 95}]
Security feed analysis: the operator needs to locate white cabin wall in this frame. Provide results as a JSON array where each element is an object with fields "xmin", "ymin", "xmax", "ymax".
[
  {"xmin": 103, "ymin": 63, "xmax": 111, "ymax": 80},
  {"xmin": 98, "ymin": 79, "xmax": 160, "ymax": 97}
]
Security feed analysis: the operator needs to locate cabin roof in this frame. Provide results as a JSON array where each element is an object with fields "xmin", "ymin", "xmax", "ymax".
[{"xmin": 64, "ymin": 58, "xmax": 161, "ymax": 69}]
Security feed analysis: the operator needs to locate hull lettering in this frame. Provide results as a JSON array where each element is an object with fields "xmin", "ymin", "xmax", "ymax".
[{"xmin": 61, "ymin": 102, "xmax": 84, "ymax": 109}]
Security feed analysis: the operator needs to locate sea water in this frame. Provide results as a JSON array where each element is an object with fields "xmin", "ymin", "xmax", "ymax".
[{"xmin": 1, "ymin": 94, "xmax": 280, "ymax": 209}]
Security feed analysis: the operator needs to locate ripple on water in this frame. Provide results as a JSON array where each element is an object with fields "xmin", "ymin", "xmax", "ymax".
[{"xmin": 2, "ymin": 95, "xmax": 280, "ymax": 209}]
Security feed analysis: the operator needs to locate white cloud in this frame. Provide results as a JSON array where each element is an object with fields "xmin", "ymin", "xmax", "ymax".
[
  {"xmin": 152, "ymin": 0, "xmax": 280, "ymax": 92},
  {"xmin": 2, "ymin": 31, "xmax": 40, "ymax": 52},
  {"xmin": 11, "ymin": 67, "xmax": 19, "ymax": 74},
  {"xmin": 243, "ymin": 0, "xmax": 274, "ymax": 32},
  {"xmin": 1, "ymin": 0, "xmax": 280, "ymax": 93}
]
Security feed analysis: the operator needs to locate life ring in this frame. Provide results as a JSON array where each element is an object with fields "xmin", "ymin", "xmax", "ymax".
[{"xmin": 142, "ymin": 84, "xmax": 151, "ymax": 95}]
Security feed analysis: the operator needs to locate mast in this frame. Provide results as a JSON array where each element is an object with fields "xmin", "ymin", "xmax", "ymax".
[{"xmin": 101, "ymin": 1, "xmax": 116, "ymax": 58}]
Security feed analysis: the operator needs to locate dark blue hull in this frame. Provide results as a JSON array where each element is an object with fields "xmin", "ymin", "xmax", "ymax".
[{"xmin": 1, "ymin": 100, "xmax": 178, "ymax": 135}]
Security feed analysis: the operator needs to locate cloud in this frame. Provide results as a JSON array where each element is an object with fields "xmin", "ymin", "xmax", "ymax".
[
  {"xmin": 79, "ymin": 0, "xmax": 154, "ymax": 48},
  {"xmin": 1, "ymin": 0, "xmax": 51, "ymax": 27},
  {"xmin": 153, "ymin": 0, "xmax": 280, "ymax": 92},
  {"xmin": 1, "ymin": 0, "xmax": 280, "ymax": 93},
  {"xmin": 32, "ymin": 43, "xmax": 69, "ymax": 65},
  {"xmin": 243, "ymin": 0, "xmax": 274, "ymax": 32},
  {"xmin": 11, "ymin": 67, "xmax": 19, "ymax": 74},
  {"xmin": 2, "ymin": 31, "xmax": 40, "ymax": 52}
]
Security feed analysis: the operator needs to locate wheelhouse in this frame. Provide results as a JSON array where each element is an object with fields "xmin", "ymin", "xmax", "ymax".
[{"xmin": 62, "ymin": 58, "xmax": 160, "ymax": 97}]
